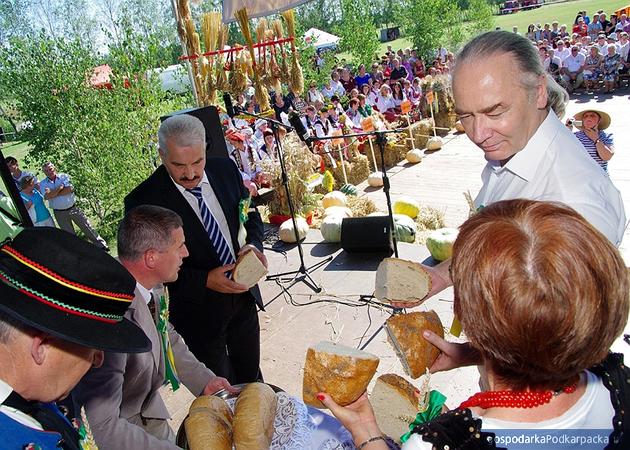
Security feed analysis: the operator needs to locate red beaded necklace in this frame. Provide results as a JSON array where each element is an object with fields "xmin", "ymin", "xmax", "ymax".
[{"xmin": 459, "ymin": 384, "xmax": 577, "ymax": 410}]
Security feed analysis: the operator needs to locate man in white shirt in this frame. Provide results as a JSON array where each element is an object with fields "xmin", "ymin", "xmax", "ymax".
[
  {"xmin": 619, "ymin": 32, "xmax": 630, "ymax": 74},
  {"xmin": 596, "ymin": 33, "xmax": 610, "ymax": 56},
  {"xmin": 554, "ymin": 40, "xmax": 570, "ymax": 60},
  {"xmin": 561, "ymin": 46, "xmax": 585, "ymax": 91},
  {"xmin": 412, "ymin": 30, "xmax": 625, "ymax": 305}
]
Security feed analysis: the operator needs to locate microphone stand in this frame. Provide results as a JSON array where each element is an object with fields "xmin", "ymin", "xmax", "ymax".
[
  {"xmin": 302, "ymin": 127, "xmax": 408, "ymax": 350},
  {"xmin": 236, "ymin": 109, "xmax": 332, "ymax": 296}
]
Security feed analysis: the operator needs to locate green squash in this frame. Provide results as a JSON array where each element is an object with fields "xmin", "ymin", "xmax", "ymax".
[{"xmin": 394, "ymin": 214, "xmax": 417, "ymax": 243}]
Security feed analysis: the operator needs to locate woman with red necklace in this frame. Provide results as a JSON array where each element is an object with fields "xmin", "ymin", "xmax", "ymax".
[{"xmin": 319, "ymin": 199, "xmax": 630, "ymax": 449}]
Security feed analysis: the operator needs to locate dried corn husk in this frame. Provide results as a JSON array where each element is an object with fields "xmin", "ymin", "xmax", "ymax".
[{"xmin": 235, "ymin": 7, "xmax": 270, "ymax": 111}]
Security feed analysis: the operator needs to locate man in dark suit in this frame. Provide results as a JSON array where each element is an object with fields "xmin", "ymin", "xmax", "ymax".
[{"xmin": 124, "ymin": 114, "xmax": 267, "ymax": 384}]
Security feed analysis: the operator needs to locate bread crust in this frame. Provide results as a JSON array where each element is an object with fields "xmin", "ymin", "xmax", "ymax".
[
  {"xmin": 233, "ymin": 382, "xmax": 277, "ymax": 449},
  {"xmin": 232, "ymin": 250, "xmax": 267, "ymax": 289},
  {"xmin": 385, "ymin": 311, "xmax": 443, "ymax": 378},
  {"xmin": 185, "ymin": 409, "xmax": 232, "ymax": 450},
  {"xmin": 374, "ymin": 258, "xmax": 432, "ymax": 307},
  {"xmin": 303, "ymin": 342, "xmax": 379, "ymax": 408}
]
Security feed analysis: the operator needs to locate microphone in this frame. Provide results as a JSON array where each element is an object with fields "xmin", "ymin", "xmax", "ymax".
[
  {"xmin": 223, "ymin": 93, "xmax": 236, "ymax": 118},
  {"xmin": 288, "ymin": 112, "xmax": 311, "ymax": 144}
]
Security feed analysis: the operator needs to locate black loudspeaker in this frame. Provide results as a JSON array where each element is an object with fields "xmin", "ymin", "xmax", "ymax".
[
  {"xmin": 341, "ymin": 216, "xmax": 393, "ymax": 254},
  {"xmin": 160, "ymin": 106, "xmax": 228, "ymax": 158}
]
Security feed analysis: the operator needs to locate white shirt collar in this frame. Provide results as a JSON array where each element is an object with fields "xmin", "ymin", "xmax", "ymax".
[
  {"xmin": 135, "ymin": 282, "xmax": 152, "ymax": 304},
  {"xmin": 492, "ymin": 110, "xmax": 555, "ymax": 182},
  {"xmin": 169, "ymin": 171, "xmax": 210, "ymax": 195},
  {"xmin": 0, "ymin": 379, "xmax": 14, "ymax": 405}
]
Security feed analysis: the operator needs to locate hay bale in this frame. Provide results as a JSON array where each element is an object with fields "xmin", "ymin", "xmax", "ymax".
[
  {"xmin": 346, "ymin": 196, "xmax": 377, "ymax": 218},
  {"xmin": 414, "ymin": 206, "xmax": 447, "ymax": 244},
  {"xmin": 331, "ymin": 154, "xmax": 370, "ymax": 186}
]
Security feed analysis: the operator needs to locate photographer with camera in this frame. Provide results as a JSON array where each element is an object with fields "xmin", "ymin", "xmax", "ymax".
[{"xmin": 567, "ymin": 109, "xmax": 615, "ymax": 173}]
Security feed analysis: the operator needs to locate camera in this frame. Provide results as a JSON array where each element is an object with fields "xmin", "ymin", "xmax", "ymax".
[{"xmin": 568, "ymin": 119, "xmax": 583, "ymax": 127}]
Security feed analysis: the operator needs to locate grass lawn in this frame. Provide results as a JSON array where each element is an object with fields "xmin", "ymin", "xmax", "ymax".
[
  {"xmin": 494, "ymin": 0, "xmax": 629, "ymax": 32},
  {"xmin": 1, "ymin": 140, "xmax": 38, "ymax": 173}
]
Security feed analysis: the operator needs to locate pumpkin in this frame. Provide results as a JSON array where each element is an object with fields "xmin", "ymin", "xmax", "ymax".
[
  {"xmin": 367, "ymin": 172, "xmax": 384, "ymax": 187},
  {"xmin": 426, "ymin": 228, "xmax": 459, "ymax": 261},
  {"xmin": 278, "ymin": 217, "xmax": 309, "ymax": 243},
  {"xmin": 455, "ymin": 120, "xmax": 465, "ymax": 133},
  {"xmin": 394, "ymin": 214, "xmax": 417, "ymax": 243},
  {"xmin": 393, "ymin": 196, "xmax": 420, "ymax": 219},
  {"xmin": 323, "ymin": 206, "xmax": 353, "ymax": 219},
  {"xmin": 405, "ymin": 149, "xmax": 423, "ymax": 164},
  {"xmin": 340, "ymin": 183, "xmax": 358, "ymax": 196},
  {"xmin": 322, "ymin": 191, "xmax": 347, "ymax": 209},
  {"xmin": 320, "ymin": 215, "xmax": 344, "ymax": 243},
  {"xmin": 426, "ymin": 136, "xmax": 443, "ymax": 151}
]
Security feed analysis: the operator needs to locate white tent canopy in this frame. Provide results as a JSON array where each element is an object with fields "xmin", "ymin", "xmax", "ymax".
[
  {"xmin": 222, "ymin": 0, "xmax": 311, "ymax": 23},
  {"xmin": 304, "ymin": 28, "xmax": 340, "ymax": 51}
]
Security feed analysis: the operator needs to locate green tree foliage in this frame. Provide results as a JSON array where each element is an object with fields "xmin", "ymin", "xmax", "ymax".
[
  {"xmin": 337, "ymin": 0, "xmax": 380, "ymax": 67},
  {"xmin": 397, "ymin": 0, "xmax": 494, "ymax": 59},
  {"xmin": 0, "ymin": 29, "xmax": 189, "ymax": 240}
]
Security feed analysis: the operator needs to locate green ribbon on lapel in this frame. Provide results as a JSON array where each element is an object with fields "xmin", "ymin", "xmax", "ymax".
[
  {"xmin": 158, "ymin": 289, "xmax": 180, "ymax": 391},
  {"xmin": 239, "ymin": 196, "xmax": 252, "ymax": 224},
  {"xmin": 399, "ymin": 390, "xmax": 447, "ymax": 443}
]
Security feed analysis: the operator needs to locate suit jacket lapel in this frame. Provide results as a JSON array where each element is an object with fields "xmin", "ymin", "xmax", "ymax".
[{"xmin": 129, "ymin": 287, "xmax": 163, "ymax": 376}]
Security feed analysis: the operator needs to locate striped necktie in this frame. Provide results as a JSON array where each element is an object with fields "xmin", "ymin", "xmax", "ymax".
[{"xmin": 187, "ymin": 186, "xmax": 235, "ymax": 266}]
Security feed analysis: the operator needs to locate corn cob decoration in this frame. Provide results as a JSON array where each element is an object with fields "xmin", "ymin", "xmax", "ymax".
[
  {"xmin": 235, "ymin": 8, "xmax": 270, "ymax": 111},
  {"xmin": 281, "ymin": 9, "xmax": 304, "ymax": 95}
]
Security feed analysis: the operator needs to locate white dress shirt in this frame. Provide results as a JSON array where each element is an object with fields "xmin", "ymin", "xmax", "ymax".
[
  {"xmin": 0, "ymin": 379, "xmax": 43, "ymax": 430},
  {"xmin": 556, "ymin": 47, "xmax": 570, "ymax": 61},
  {"xmin": 562, "ymin": 52, "xmax": 586, "ymax": 71},
  {"xmin": 475, "ymin": 111, "xmax": 626, "ymax": 246},
  {"xmin": 170, "ymin": 173, "xmax": 236, "ymax": 260}
]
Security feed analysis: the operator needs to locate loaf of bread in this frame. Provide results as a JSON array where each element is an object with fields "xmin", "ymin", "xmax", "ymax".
[
  {"xmin": 385, "ymin": 311, "xmax": 443, "ymax": 379},
  {"xmin": 374, "ymin": 258, "xmax": 432, "ymax": 307},
  {"xmin": 370, "ymin": 374, "xmax": 419, "ymax": 443},
  {"xmin": 185, "ymin": 409, "xmax": 232, "ymax": 450},
  {"xmin": 303, "ymin": 341, "xmax": 380, "ymax": 408},
  {"xmin": 188, "ymin": 395, "xmax": 233, "ymax": 429},
  {"xmin": 233, "ymin": 250, "xmax": 267, "ymax": 289},
  {"xmin": 233, "ymin": 382, "xmax": 277, "ymax": 449}
]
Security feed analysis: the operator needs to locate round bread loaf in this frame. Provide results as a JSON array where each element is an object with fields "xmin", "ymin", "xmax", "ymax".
[
  {"xmin": 233, "ymin": 382, "xmax": 277, "ymax": 449},
  {"xmin": 185, "ymin": 409, "xmax": 232, "ymax": 450},
  {"xmin": 189, "ymin": 395, "xmax": 233, "ymax": 428}
]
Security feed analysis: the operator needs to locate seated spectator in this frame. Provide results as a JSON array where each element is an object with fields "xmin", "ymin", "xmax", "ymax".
[
  {"xmin": 561, "ymin": 45, "xmax": 585, "ymax": 92},
  {"xmin": 413, "ymin": 58, "xmax": 426, "ymax": 79},
  {"xmin": 573, "ymin": 16, "xmax": 588, "ymax": 36},
  {"xmin": 600, "ymin": 13, "xmax": 612, "ymax": 35},
  {"xmin": 619, "ymin": 32, "xmax": 629, "ymax": 74},
  {"xmin": 225, "ymin": 128, "xmax": 270, "ymax": 194},
  {"xmin": 345, "ymin": 98, "xmax": 362, "ymax": 130},
  {"xmin": 354, "ymin": 64, "xmax": 372, "ymax": 88},
  {"xmin": 272, "ymin": 91, "xmax": 291, "ymax": 120},
  {"xmin": 370, "ymin": 62, "xmax": 384, "ymax": 83},
  {"xmin": 618, "ymin": 13, "xmax": 629, "ymax": 32},
  {"xmin": 381, "ymin": 60, "xmax": 392, "ymax": 79},
  {"xmin": 542, "ymin": 23, "xmax": 552, "ymax": 41},
  {"xmin": 359, "ymin": 83, "xmax": 372, "ymax": 101},
  {"xmin": 375, "ymin": 84, "xmax": 398, "ymax": 121},
  {"xmin": 321, "ymin": 199, "xmax": 630, "ymax": 450},
  {"xmin": 357, "ymin": 94, "xmax": 372, "ymax": 118},
  {"xmin": 301, "ymin": 105, "xmax": 318, "ymax": 135},
  {"xmin": 550, "ymin": 20, "xmax": 560, "ymax": 40},
  {"xmin": 348, "ymin": 88, "xmax": 359, "ymax": 100},
  {"xmin": 559, "ymin": 23, "xmax": 569, "ymax": 39},
  {"xmin": 19, "ymin": 175, "xmax": 54, "ymax": 227},
  {"xmin": 596, "ymin": 33, "xmax": 609, "ymax": 54},
  {"xmin": 602, "ymin": 44, "xmax": 621, "ymax": 92},
  {"xmin": 259, "ymin": 129, "xmax": 278, "ymax": 160},
  {"xmin": 330, "ymin": 71, "xmax": 346, "ymax": 97},
  {"xmin": 390, "ymin": 58, "xmax": 408, "ymax": 84},
  {"xmin": 609, "ymin": 15, "xmax": 619, "ymax": 35},
  {"xmin": 401, "ymin": 56, "xmax": 414, "ymax": 81},
  {"xmin": 410, "ymin": 77, "xmax": 423, "ymax": 102},
  {"xmin": 588, "ymin": 13, "xmax": 602, "ymax": 39},
  {"xmin": 569, "ymin": 109, "xmax": 614, "ymax": 173},
  {"xmin": 339, "ymin": 68, "xmax": 356, "ymax": 93},
  {"xmin": 306, "ymin": 81, "xmax": 324, "ymax": 105},
  {"xmin": 545, "ymin": 48, "xmax": 563, "ymax": 82},
  {"xmin": 288, "ymin": 91, "xmax": 307, "ymax": 112},
  {"xmin": 555, "ymin": 39, "xmax": 570, "ymax": 59},
  {"xmin": 583, "ymin": 46, "xmax": 603, "ymax": 91},
  {"xmin": 391, "ymin": 81, "xmax": 405, "ymax": 110},
  {"xmin": 327, "ymin": 104, "xmax": 342, "ymax": 130},
  {"xmin": 402, "ymin": 79, "xmax": 417, "ymax": 105},
  {"xmin": 321, "ymin": 79, "xmax": 336, "ymax": 100},
  {"xmin": 330, "ymin": 95, "xmax": 345, "ymax": 116},
  {"xmin": 526, "ymin": 23, "xmax": 536, "ymax": 41}
]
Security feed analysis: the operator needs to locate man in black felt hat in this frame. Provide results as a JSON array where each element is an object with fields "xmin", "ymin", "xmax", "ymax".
[{"xmin": 0, "ymin": 227, "xmax": 150, "ymax": 450}]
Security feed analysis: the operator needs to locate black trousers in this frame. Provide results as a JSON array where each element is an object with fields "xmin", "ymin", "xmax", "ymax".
[{"xmin": 171, "ymin": 293, "xmax": 262, "ymax": 385}]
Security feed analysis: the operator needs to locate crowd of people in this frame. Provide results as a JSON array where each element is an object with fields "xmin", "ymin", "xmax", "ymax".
[
  {"xmin": 517, "ymin": 9, "xmax": 630, "ymax": 93},
  {"xmin": 223, "ymin": 45, "xmax": 454, "ymax": 195}
]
